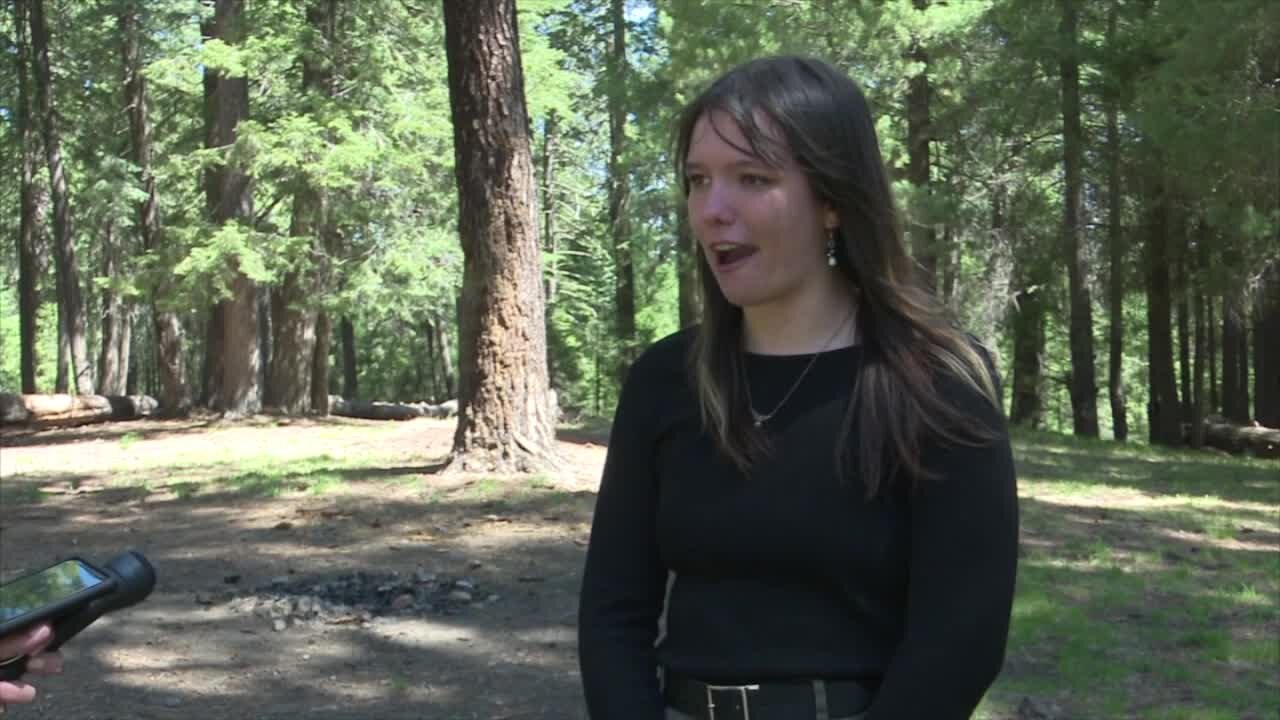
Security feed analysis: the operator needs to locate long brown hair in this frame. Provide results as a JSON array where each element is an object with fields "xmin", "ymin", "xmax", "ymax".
[{"xmin": 674, "ymin": 56, "xmax": 1000, "ymax": 496}]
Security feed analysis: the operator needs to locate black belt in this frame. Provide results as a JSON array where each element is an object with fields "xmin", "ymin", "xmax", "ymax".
[{"xmin": 663, "ymin": 670, "xmax": 874, "ymax": 720}]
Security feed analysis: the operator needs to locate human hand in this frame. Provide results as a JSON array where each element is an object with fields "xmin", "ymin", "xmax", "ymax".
[{"xmin": 0, "ymin": 623, "xmax": 64, "ymax": 708}]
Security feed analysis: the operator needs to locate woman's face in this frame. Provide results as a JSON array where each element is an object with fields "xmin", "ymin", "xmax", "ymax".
[{"xmin": 685, "ymin": 112, "xmax": 836, "ymax": 311}]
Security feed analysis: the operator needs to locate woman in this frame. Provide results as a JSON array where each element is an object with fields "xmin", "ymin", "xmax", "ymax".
[{"xmin": 578, "ymin": 56, "xmax": 1019, "ymax": 720}]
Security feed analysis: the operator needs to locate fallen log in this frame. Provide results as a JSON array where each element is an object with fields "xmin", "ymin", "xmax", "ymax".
[
  {"xmin": 1200, "ymin": 415, "xmax": 1280, "ymax": 459},
  {"xmin": 326, "ymin": 396, "xmax": 459, "ymax": 421},
  {"xmin": 0, "ymin": 393, "xmax": 159, "ymax": 428}
]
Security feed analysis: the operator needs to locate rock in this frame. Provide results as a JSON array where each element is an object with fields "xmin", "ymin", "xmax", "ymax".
[
  {"xmin": 456, "ymin": 579, "xmax": 476, "ymax": 590},
  {"xmin": 448, "ymin": 591, "xmax": 473, "ymax": 603},
  {"xmin": 391, "ymin": 593, "xmax": 414, "ymax": 610},
  {"xmin": 486, "ymin": 594, "xmax": 500, "ymax": 603},
  {"xmin": 272, "ymin": 618, "xmax": 288, "ymax": 632},
  {"xmin": 467, "ymin": 560, "xmax": 483, "ymax": 570}
]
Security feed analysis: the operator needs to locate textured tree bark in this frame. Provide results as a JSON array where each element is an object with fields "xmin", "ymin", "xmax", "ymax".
[
  {"xmin": 121, "ymin": 1, "xmax": 189, "ymax": 413},
  {"xmin": 203, "ymin": 0, "xmax": 259, "ymax": 416},
  {"xmin": 30, "ymin": 0, "xmax": 93, "ymax": 394},
  {"xmin": 1060, "ymin": 0, "xmax": 1098, "ymax": 437},
  {"xmin": 13, "ymin": 0, "xmax": 43, "ymax": 394},
  {"xmin": 443, "ymin": 0, "xmax": 558, "ymax": 473}
]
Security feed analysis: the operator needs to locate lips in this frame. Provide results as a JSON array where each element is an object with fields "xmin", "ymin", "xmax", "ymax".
[{"xmin": 709, "ymin": 243, "xmax": 759, "ymax": 269}]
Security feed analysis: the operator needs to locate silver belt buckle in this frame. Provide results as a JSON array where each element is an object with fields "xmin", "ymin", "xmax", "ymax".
[{"xmin": 705, "ymin": 682, "xmax": 760, "ymax": 720}]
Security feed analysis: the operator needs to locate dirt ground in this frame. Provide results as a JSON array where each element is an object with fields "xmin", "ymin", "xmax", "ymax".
[{"xmin": 0, "ymin": 416, "xmax": 610, "ymax": 720}]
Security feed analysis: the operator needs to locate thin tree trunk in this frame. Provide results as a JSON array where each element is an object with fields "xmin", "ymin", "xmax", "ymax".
[
  {"xmin": 1060, "ymin": 0, "xmax": 1098, "ymax": 437},
  {"xmin": 30, "ymin": 0, "xmax": 93, "ymax": 394},
  {"xmin": 98, "ymin": 219, "xmax": 128, "ymax": 395},
  {"xmin": 121, "ymin": 0, "xmax": 189, "ymax": 413},
  {"xmin": 1237, "ymin": 297, "xmax": 1250, "ymax": 423},
  {"xmin": 55, "ymin": 324, "xmax": 69, "ymax": 393},
  {"xmin": 608, "ymin": 0, "xmax": 635, "ymax": 383},
  {"xmin": 1255, "ymin": 261, "xmax": 1280, "ymax": 427},
  {"xmin": 1145, "ymin": 172, "xmax": 1181, "ymax": 445},
  {"xmin": 340, "ymin": 316, "xmax": 358, "ymax": 398},
  {"xmin": 443, "ymin": 0, "xmax": 558, "ymax": 472},
  {"xmin": 1104, "ymin": 23, "xmax": 1127, "ymax": 440},
  {"xmin": 677, "ymin": 209, "xmax": 698, "ymax": 328},
  {"xmin": 542, "ymin": 112, "xmax": 559, "ymax": 304},
  {"xmin": 1175, "ymin": 215, "xmax": 1192, "ymax": 424},
  {"xmin": 1191, "ymin": 266, "xmax": 1206, "ymax": 447},
  {"xmin": 14, "ymin": 0, "xmax": 43, "ymax": 393},
  {"xmin": 1208, "ymin": 292, "xmax": 1218, "ymax": 413},
  {"xmin": 1222, "ymin": 283, "xmax": 1243, "ymax": 423},
  {"xmin": 907, "ymin": 0, "xmax": 938, "ymax": 291},
  {"xmin": 203, "ymin": 0, "xmax": 258, "ymax": 416}
]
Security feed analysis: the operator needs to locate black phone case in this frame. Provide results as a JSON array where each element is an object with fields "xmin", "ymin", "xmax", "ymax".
[{"xmin": 0, "ymin": 557, "xmax": 116, "ymax": 639}]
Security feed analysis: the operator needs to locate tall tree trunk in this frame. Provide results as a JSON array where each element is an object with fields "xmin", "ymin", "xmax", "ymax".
[
  {"xmin": 1222, "ymin": 278, "xmax": 1245, "ymax": 423},
  {"xmin": 677, "ymin": 209, "xmax": 698, "ymax": 328},
  {"xmin": 97, "ymin": 219, "xmax": 129, "ymax": 395},
  {"xmin": 443, "ymin": 0, "xmax": 558, "ymax": 472},
  {"xmin": 14, "ymin": 0, "xmax": 43, "ymax": 393},
  {"xmin": 1060, "ymin": 0, "xmax": 1098, "ymax": 437},
  {"xmin": 1255, "ymin": 261, "xmax": 1280, "ymax": 427},
  {"xmin": 1175, "ymin": 214, "xmax": 1192, "ymax": 423},
  {"xmin": 1010, "ymin": 237, "xmax": 1048, "ymax": 427},
  {"xmin": 541, "ymin": 112, "xmax": 560, "ymax": 388},
  {"xmin": 1191, "ymin": 264, "xmax": 1207, "ymax": 447},
  {"xmin": 1208, "ymin": 292, "xmax": 1218, "ymax": 413},
  {"xmin": 121, "ymin": 0, "xmax": 189, "ymax": 413},
  {"xmin": 1145, "ymin": 173, "xmax": 1181, "ymax": 445},
  {"xmin": 542, "ymin": 111, "xmax": 560, "ymax": 304},
  {"xmin": 203, "ymin": 0, "xmax": 258, "ymax": 416},
  {"xmin": 907, "ymin": 0, "xmax": 938, "ymax": 291},
  {"xmin": 1104, "ymin": 24, "xmax": 1127, "ymax": 440},
  {"xmin": 30, "ymin": 0, "xmax": 93, "ymax": 394},
  {"xmin": 268, "ymin": 0, "xmax": 336, "ymax": 414},
  {"xmin": 607, "ymin": 0, "xmax": 635, "ymax": 383},
  {"xmin": 311, "ymin": 310, "xmax": 332, "ymax": 415},
  {"xmin": 1237, "ymin": 296, "xmax": 1250, "ymax": 423},
  {"xmin": 340, "ymin": 316, "xmax": 358, "ymax": 398}
]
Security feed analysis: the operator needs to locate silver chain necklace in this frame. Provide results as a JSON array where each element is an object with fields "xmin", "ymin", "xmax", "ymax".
[{"xmin": 745, "ymin": 308, "xmax": 854, "ymax": 428}]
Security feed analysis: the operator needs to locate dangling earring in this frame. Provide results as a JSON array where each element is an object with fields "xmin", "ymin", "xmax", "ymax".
[{"xmin": 826, "ymin": 228, "xmax": 838, "ymax": 267}]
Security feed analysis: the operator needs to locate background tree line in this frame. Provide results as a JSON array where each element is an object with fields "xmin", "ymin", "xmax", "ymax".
[{"xmin": 2, "ymin": 0, "xmax": 1277, "ymax": 460}]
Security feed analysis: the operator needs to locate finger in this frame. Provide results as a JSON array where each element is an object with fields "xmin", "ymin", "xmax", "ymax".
[
  {"xmin": 0, "ymin": 625, "xmax": 51, "ymax": 659},
  {"xmin": 0, "ymin": 680, "xmax": 36, "ymax": 704},
  {"xmin": 24, "ymin": 652, "xmax": 63, "ymax": 675}
]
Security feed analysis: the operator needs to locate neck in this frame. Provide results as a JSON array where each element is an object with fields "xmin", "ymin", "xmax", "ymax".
[{"xmin": 741, "ymin": 286, "xmax": 858, "ymax": 355}]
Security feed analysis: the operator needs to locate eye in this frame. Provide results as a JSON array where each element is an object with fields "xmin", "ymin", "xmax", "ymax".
[
  {"xmin": 686, "ymin": 173, "xmax": 709, "ymax": 189},
  {"xmin": 741, "ymin": 173, "xmax": 772, "ymax": 187}
]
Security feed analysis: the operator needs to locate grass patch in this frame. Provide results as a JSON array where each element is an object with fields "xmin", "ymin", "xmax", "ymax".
[{"xmin": 975, "ymin": 429, "xmax": 1280, "ymax": 719}]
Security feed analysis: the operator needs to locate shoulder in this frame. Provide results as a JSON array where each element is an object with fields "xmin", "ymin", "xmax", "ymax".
[{"xmin": 627, "ymin": 326, "xmax": 696, "ymax": 386}]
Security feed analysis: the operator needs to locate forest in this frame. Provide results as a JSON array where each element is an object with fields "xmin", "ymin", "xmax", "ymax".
[{"xmin": 2, "ymin": 0, "xmax": 1277, "ymax": 461}]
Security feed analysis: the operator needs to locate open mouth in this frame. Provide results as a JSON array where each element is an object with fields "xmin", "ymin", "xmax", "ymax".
[{"xmin": 711, "ymin": 244, "xmax": 758, "ymax": 268}]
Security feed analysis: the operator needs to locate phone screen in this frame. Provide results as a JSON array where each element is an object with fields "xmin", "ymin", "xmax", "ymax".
[{"xmin": 0, "ymin": 560, "xmax": 109, "ymax": 624}]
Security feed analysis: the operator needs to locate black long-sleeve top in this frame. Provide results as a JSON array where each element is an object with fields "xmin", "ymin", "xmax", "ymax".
[{"xmin": 578, "ymin": 328, "xmax": 1019, "ymax": 719}]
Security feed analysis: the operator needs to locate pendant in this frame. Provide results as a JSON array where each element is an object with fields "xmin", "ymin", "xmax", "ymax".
[{"xmin": 751, "ymin": 411, "xmax": 766, "ymax": 428}]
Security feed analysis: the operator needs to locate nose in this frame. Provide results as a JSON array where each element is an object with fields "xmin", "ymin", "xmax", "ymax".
[{"xmin": 691, "ymin": 179, "xmax": 733, "ymax": 227}]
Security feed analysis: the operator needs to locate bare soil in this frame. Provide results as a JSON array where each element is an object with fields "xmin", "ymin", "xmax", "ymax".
[{"xmin": 0, "ymin": 416, "xmax": 609, "ymax": 720}]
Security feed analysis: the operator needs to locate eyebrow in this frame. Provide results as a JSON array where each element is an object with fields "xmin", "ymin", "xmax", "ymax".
[{"xmin": 684, "ymin": 158, "xmax": 776, "ymax": 172}]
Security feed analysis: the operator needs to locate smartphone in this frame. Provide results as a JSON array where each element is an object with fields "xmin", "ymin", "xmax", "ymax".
[{"xmin": 0, "ymin": 558, "xmax": 116, "ymax": 638}]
